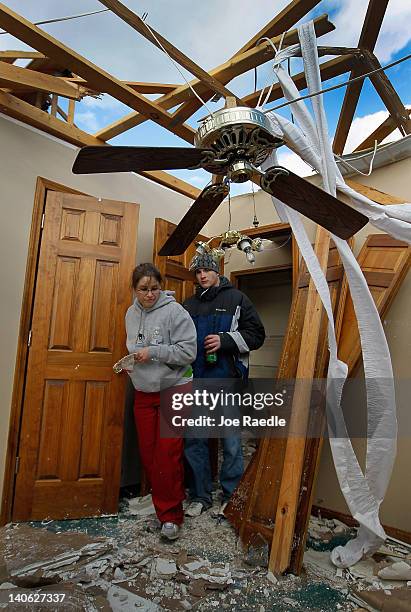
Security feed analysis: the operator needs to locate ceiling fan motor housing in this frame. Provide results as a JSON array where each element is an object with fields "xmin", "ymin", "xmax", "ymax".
[{"xmin": 195, "ymin": 107, "xmax": 283, "ymax": 180}]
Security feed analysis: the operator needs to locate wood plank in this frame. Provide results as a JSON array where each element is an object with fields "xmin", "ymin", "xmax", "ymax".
[
  {"xmin": 98, "ymin": 0, "xmax": 243, "ymax": 105},
  {"xmin": 332, "ymin": 0, "xmax": 390, "ymax": 155},
  {"xmin": 269, "ymin": 227, "xmax": 331, "ymax": 574},
  {"xmin": 234, "ymin": 0, "xmax": 321, "ymax": 56},
  {"xmin": 0, "ymin": 3, "xmax": 196, "ymax": 143},
  {"xmin": 345, "ymin": 180, "xmax": 406, "ymax": 205},
  {"xmin": 95, "ymin": 14, "xmax": 334, "ymax": 140},
  {"xmin": 0, "ymin": 50, "xmax": 46, "ymax": 62},
  {"xmin": 354, "ymin": 110, "xmax": 411, "ymax": 152},
  {"xmin": 360, "ymin": 50, "xmax": 411, "ymax": 136},
  {"xmin": 0, "ymin": 61, "xmax": 81, "ymax": 98},
  {"xmin": 65, "ymin": 78, "xmax": 181, "ymax": 94}
]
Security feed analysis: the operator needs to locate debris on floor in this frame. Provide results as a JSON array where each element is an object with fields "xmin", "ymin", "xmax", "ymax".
[{"xmin": 0, "ymin": 503, "xmax": 409, "ymax": 611}]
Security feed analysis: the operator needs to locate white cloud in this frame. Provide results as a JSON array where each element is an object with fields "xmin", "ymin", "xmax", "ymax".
[
  {"xmin": 75, "ymin": 110, "xmax": 100, "ymax": 132},
  {"xmin": 343, "ymin": 106, "xmax": 409, "ymax": 153}
]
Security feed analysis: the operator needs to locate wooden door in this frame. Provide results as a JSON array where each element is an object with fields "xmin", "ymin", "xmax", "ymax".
[
  {"xmin": 12, "ymin": 192, "xmax": 138, "ymax": 521},
  {"xmin": 153, "ymin": 217, "xmax": 223, "ymax": 303}
]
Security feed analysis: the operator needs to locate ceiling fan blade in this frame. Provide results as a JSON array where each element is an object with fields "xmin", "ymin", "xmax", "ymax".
[
  {"xmin": 72, "ymin": 146, "xmax": 213, "ymax": 174},
  {"xmin": 261, "ymin": 167, "xmax": 368, "ymax": 239},
  {"xmin": 158, "ymin": 183, "xmax": 229, "ymax": 256}
]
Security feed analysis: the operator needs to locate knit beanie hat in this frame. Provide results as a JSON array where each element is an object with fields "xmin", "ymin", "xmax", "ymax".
[{"xmin": 189, "ymin": 252, "xmax": 219, "ymax": 273}]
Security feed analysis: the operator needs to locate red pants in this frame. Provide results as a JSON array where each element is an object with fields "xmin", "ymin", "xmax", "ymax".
[{"xmin": 134, "ymin": 389, "xmax": 185, "ymax": 525}]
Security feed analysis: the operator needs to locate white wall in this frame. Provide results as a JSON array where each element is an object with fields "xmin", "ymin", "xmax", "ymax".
[{"xmin": 0, "ymin": 115, "xmax": 192, "ymax": 502}]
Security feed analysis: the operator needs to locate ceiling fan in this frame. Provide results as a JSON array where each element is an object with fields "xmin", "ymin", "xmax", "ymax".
[{"xmin": 72, "ymin": 106, "xmax": 368, "ymax": 255}]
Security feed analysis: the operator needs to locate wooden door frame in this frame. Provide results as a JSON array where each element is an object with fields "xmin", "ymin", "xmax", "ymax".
[
  {"xmin": 235, "ymin": 223, "xmax": 298, "ymax": 290},
  {"xmin": 0, "ymin": 177, "xmax": 88, "ymax": 525},
  {"xmin": 230, "ymin": 263, "xmax": 293, "ymax": 289}
]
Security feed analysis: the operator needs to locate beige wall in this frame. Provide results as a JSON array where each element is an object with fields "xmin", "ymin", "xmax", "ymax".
[{"xmin": 0, "ymin": 115, "xmax": 192, "ymax": 502}]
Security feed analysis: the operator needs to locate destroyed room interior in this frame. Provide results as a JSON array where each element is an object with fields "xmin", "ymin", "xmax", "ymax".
[{"xmin": 0, "ymin": 0, "xmax": 410, "ymax": 610}]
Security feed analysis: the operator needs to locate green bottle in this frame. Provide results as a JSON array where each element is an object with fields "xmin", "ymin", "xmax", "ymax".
[{"xmin": 206, "ymin": 352, "xmax": 218, "ymax": 365}]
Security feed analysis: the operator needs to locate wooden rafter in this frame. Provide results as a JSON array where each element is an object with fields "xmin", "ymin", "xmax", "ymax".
[
  {"xmin": 0, "ymin": 61, "xmax": 82, "ymax": 99},
  {"xmin": 64, "ymin": 78, "xmax": 181, "ymax": 94},
  {"xmin": 0, "ymin": 50, "xmax": 46, "ymax": 63},
  {"xmin": 235, "ymin": 0, "xmax": 322, "ymax": 56},
  {"xmin": 360, "ymin": 49, "xmax": 411, "ymax": 136},
  {"xmin": 98, "ymin": 0, "xmax": 244, "ymax": 105},
  {"xmin": 332, "ymin": 0, "xmax": 390, "ymax": 155},
  {"xmin": 0, "ymin": 91, "xmax": 200, "ymax": 199},
  {"xmin": 0, "ymin": 3, "xmax": 196, "ymax": 144},
  {"xmin": 354, "ymin": 109, "xmax": 411, "ymax": 152},
  {"xmin": 95, "ymin": 13, "xmax": 334, "ymax": 141}
]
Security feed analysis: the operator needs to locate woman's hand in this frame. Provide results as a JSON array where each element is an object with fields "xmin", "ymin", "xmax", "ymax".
[
  {"xmin": 204, "ymin": 334, "xmax": 221, "ymax": 354},
  {"xmin": 134, "ymin": 348, "xmax": 150, "ymax": 363}
]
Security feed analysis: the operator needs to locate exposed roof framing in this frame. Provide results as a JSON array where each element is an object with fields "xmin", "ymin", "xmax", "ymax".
[
  {"xmin": 169, "ymin": 0, "xmax": 323, "ymax": 130},
  {"xmin": 0, "ymin": 0, "xmax": 408, "ymax": 198},
  {"xmin": 0, "ymin": 50, "xmax": 46, "ymax": 63},
  {"xmin": 332, "ymin": 0, "xmax": 390, "ymax": 154},
  {"xmin": 0, "ymin": 61, "xmax": 82, "ymax": 99},
  {"xmin": 95, "ymin": 14, "xmax": 334, "ymax": 141},
  {"xmin": 98, "ymin": 0, "xmax": 244, "ymax": 106},
  {"xmin": 0, "ymin": 3, "xmax": 196, "ymax": 144}
]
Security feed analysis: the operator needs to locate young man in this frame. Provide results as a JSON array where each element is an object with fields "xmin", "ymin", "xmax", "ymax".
[{"xmin": 183, "ymin": 253, "xmax": 265, "ymax": 516}]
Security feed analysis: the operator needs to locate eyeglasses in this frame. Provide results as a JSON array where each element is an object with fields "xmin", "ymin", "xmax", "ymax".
[{"xmin": 136, "ymin": 287, "xmax": 161, "ymax": 295}]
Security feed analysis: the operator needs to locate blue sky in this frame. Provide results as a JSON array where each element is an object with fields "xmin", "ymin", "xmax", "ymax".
[{"xmin": 1, "ymin": 0, "xmax": 410, "ymax": 193}]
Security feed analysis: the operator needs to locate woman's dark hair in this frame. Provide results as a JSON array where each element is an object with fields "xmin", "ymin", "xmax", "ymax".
[{"xmin": 131, "ymin": 263, "xmax": 162, "ymax": 290}]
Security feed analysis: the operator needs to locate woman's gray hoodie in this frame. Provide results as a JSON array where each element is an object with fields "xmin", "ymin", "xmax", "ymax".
[{"xmin": 125, "ymin": 291, "xmax": 197, "ymax": 392}]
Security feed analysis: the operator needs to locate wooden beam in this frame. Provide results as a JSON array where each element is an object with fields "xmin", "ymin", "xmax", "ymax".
[
  {"xmin": 95, "ymin": 14, "xmax": 334, "ymax": 141},
  {"xmin": 345, "ymin": 179, "xmax": 406, "ymax": 205},
  {"xmin": 354, "ymin": 109, "xmax": 411, "ymax": 152},
  {"xmin": 98, "ymin": 0, "xmax": 243, "ymax": 105},
  {"xmin": 0, "ymin": 50, "xmax": 46, "ymax": 63},
  {"xmin": 360, "ymin": 50, "xmax": 411, "ymax": 136},
  {"xmin": 332, "ymin": 0, "xmax": 390, "ymax": 155},
  {"xmin": 235, "ymin": 0, "xmax": 321, "ymax": 56},
  {"xmin": 0, "ymin": 3, "xmax": 196, "ymax": 144},
  {"xmin": 0, "ymin": 90, "xmax": 104, "ymax": 146},
  {"xmin": 0, "ymin": 91, "xmax": 199, "ymax": 199},
  {"xmin": 243, "ymin": 55, "xmax": 353, "ymax": 107},
  {"xmin": 269, "ymin": 227, "xmax": 331, "ymax": 575},
  {"xmin": 0, "ymin": 61, "xmax": 82, "ymax": 99},
  {"xmin": 64, "ymin": 78, "xmax": 181, "ymax": 94},
  {"xmin": 164, "ymin": 0, "xmax": 325, "ymax": 127}
]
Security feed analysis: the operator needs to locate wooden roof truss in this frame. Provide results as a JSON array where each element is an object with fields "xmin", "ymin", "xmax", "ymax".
[{"xmin": 0, "ymin": 0, "xmax": 408, "ymax": 197}]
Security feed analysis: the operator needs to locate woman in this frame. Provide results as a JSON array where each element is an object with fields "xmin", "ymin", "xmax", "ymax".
[{"xmin": 125, "ymin": 263, "xmax": 196, "ymax": 540}]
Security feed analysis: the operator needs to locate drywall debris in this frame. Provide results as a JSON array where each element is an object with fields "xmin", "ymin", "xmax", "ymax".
[{"xmin": 377, "ymin": 560, "xmax": 411, "ymax": 581}]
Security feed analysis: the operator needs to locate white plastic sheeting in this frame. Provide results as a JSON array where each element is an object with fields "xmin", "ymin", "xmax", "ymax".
[{"xmin": 261, "ymin": 21, "xmax": 411, "ymax": 567}]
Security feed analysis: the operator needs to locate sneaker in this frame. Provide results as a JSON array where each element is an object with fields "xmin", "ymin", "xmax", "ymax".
[
  {"xmin": 161, "ymin": 522, "xmax": 180, "ymax": 540},
  {"xmin": 185, "ymin": 501, "xmax": 206, "ymax": 517}
]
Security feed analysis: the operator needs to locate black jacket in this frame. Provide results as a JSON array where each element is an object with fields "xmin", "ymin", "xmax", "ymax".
[{"xmin": 183, "ymin": 277, "xmax": 265, "ymax": 379}]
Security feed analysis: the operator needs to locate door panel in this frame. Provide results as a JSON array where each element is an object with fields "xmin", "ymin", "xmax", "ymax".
[{"xmin": 12, "ymin": 192, "xmax": 138, "ymax": 521}]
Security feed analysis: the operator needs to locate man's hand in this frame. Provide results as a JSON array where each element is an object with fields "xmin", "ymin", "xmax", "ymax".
[
  {"xmin": 134, "ymin": 348, "xmax": 150, "ymax": 363},
  {"xmin": 204, "ymin": 334, "xmax": 221, "ymax": 354}
]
